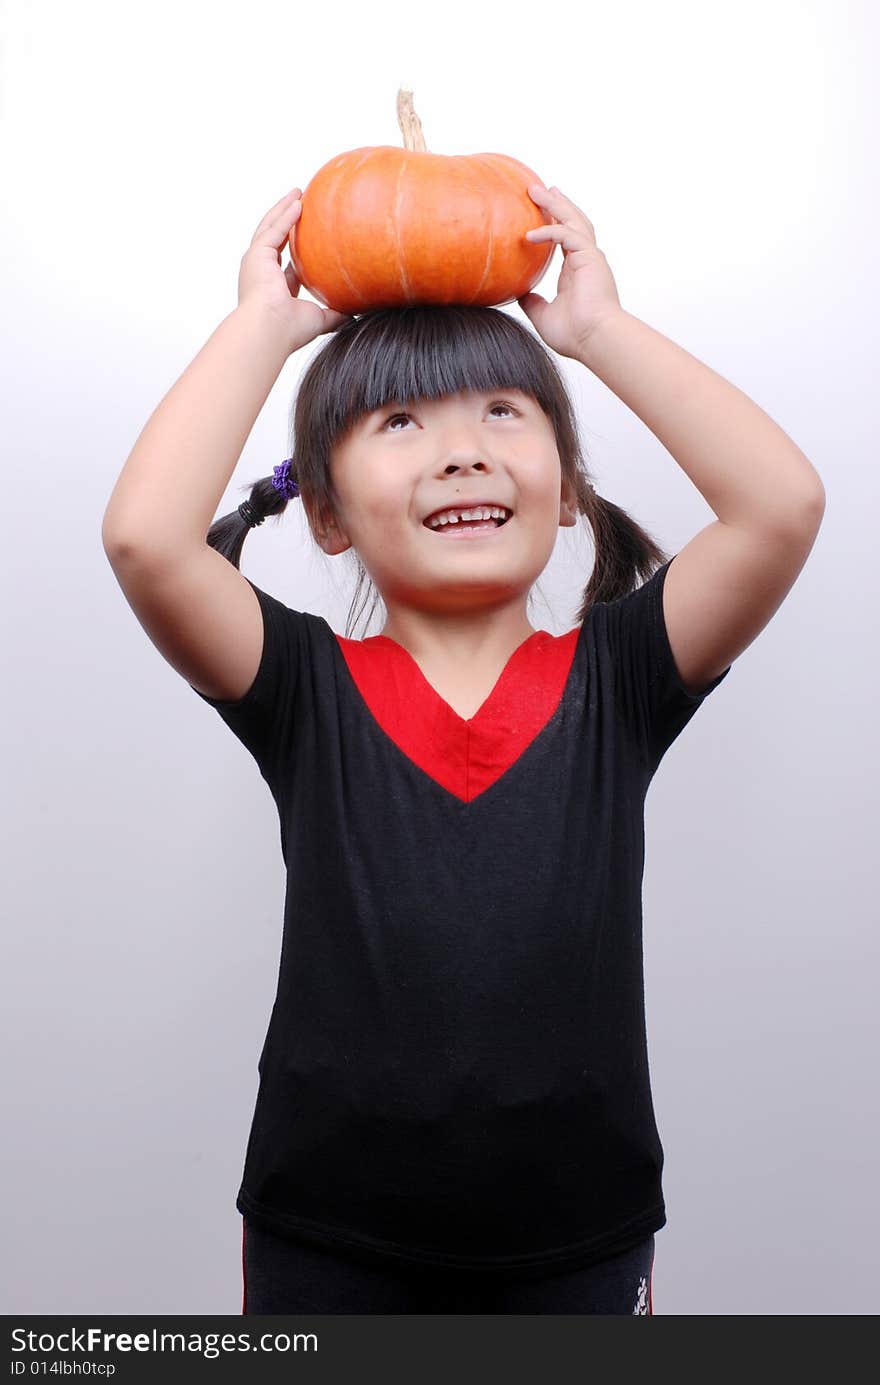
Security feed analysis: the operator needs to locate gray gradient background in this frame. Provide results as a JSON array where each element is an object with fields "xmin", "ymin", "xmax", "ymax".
[{"xmin": 3, "ymin": 0, "xmax": 876, "ymax": 1314}]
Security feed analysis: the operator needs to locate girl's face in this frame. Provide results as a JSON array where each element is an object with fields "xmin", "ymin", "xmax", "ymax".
[{"xmin": 321, "ymin": 388, "xmax": 578, "ymax": 614}]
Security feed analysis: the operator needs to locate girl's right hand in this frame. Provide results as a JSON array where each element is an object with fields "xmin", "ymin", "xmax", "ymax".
[{"xmin": 237, "ymin": 187, "xmax": 355, "ymax": 352}]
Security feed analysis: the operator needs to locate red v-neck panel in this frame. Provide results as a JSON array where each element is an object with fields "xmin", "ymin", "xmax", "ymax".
[{"xmin": 335, "ymin": 626, "xmax": 581, "ymax": 803}]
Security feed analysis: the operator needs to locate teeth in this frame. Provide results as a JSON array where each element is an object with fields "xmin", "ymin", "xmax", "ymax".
[{"xmin": 427, "ymin": 506, "xmax": 511, "ymax": 528}]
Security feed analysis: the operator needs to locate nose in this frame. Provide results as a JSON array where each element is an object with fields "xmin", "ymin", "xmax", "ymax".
[
  {"xmin": 443, "ymin": 459, "xmax": 491, "ymax": 477},
  {"xmin": 438, "ymin": 443, "xmax": 494, "ymax": 477}
]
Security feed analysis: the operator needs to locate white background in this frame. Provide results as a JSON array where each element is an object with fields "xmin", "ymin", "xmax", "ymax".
[{"xmin": 2, "ymin": 0, "xmax": 876, "ymax": 1314}]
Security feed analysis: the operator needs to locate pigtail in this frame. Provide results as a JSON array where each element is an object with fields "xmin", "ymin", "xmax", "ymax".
[
  {"xmin": 573, "ymin": 473, "xmax": 670, "ymax": 624},
  {"xmin": 206, "ymin": 460, "xmax": 301, "ymax": 572}
]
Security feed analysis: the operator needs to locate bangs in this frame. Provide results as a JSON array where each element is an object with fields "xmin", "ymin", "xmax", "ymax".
[{"xmin": 313, "ymin": 305, "xmax": 560, "ymax": 444}]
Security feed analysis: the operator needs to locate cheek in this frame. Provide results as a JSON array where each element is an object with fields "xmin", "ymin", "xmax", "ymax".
[
  {"xmin": 368, "ymin": 486, "xmax": 412, "ymax": 529},
  {"xmin": 515, "ymin": 457, "xmax": 563, "ymax": 508},
  {"xmin": 346, "ymin": 481, "xmax": 414, "ymax": 547},
  {"xmin": 332, "ymin": 455, "xmax": 397, "ymax": 519},
  {"xmin": 367, "ymin": 462, "xmax": 416, "ymax": 514}
]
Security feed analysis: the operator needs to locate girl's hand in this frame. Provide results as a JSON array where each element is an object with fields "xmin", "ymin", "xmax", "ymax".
[
  {"xmin": 237, "ymin": 187, "xmax": 354, "ymax": 352},
  {"xmin": 518, "ymin": 185, "xmax": 624, "ymax": 361}
]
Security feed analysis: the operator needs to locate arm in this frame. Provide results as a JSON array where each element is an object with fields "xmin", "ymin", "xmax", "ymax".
[
  {"xmin": 577, "ymin": 311, "xmax": 826, "ymax": 693},
  {"xmin": 101, "ymin": 188, "xmax": 350, "ymax": 705},
  {"xmin": 100, "ymin": 302, "xmax": 294, "ymax": 702},
  {"xmin": 577, "ymin": 310, "xmax": 825, "ymax": 530},
  {"xmin": 101, "ymin": 301, "xmax": 292, "ymax": 561}
]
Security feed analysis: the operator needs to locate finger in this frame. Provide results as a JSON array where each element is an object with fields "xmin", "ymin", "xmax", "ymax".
[
  {"xmin": 517, "ymin": 291, "xmax": 549, "ymax": 333},
  {"xmin": 525, "ymin": 222, "xmax": 596, "ymax": 253},
  {"xmin": 321, "ymin": 308, "xmax": 357, "ymax": 333},
  {"xmin": 263, "ymin": 186, "xmax": 302, "ymax": 222},
  {"xmin": 251, "ymin": 195, "xmax": 302, "ymax": 250},
  {"xmin": 528, "ymin": 184, "xmax": 595, "ymax": 234},
  {"xmin": 251, "ymin": 188, "xmax": 302, "ymax": 242}
]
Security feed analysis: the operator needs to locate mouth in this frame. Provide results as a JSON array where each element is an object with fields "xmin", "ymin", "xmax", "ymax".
[{"xmin": 422, "ymin": 505, "xmax": 513, "ymax": 536}]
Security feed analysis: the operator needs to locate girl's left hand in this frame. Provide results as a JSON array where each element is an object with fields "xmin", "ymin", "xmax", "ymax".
[{"xmin": 518, "ymin": 185, "xmax": 624, "ymax": 360}]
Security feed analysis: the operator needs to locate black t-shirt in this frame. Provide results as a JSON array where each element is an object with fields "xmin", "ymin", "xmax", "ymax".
[{"xmin": 190, "ymin": 555, "xmax": 731, "ymax": 1279}]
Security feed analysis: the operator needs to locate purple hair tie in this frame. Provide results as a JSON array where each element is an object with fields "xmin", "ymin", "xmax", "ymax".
[
  {"xmin": 273, "ymin": 458, "xmax": 300, "ymax": 498},
  {"xmin": 238, "ymin": 458, "xmax": 301, "ymax": 529}
]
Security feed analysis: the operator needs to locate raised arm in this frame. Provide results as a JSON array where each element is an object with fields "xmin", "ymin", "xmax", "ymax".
[
  {"xmin": 576, "ymin": 309, "xmax": 825, "ymax": 693},
  {"xmin": 102, "ymin": 187, "xmax": 350, "ymax": 700}
]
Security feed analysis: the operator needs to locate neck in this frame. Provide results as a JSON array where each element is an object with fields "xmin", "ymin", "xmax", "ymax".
[{"xmin": 379, "ymin": 598, "xmax": 535, "ymax": 662}]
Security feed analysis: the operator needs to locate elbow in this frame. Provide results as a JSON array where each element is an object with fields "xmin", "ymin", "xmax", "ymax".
[
  {"xmin": 778, "ymin": 477, "xmax": 826, "ymax": 539},
  {"xmin": 802, "ymin": 459, "xmax": 827, "ymax": 521},
  {"xmin": 102, "ymin": 520, "xmax": 135, "ymax": 564},
  {"xmin": 801, "ymin": 480, "xmax": 826, "ymax": 530}
]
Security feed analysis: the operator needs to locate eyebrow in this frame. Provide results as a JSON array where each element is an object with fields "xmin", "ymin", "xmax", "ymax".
[{"xmin": 368, "ymin": 389, "xmax": 532, "ymax": 417}]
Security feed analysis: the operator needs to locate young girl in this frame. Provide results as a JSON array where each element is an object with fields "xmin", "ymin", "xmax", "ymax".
[{"xmin": 103, "ymin": 184, "xmax": 824, "ymax": 1315}]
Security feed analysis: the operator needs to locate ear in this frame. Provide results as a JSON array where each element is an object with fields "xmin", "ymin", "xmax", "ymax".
[
  {"xmin": 308, "ymin": 504, "xmax": 352, "ymax": 556},
  {"xmin": 558, "ymin": 485, "xmax": 579, "ymax": 529}
]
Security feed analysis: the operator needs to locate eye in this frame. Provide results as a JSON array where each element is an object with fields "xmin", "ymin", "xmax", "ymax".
[
  {"xmin": 382, "ymin": 412, "xmax": 414, "ymax": 432},
  {"xmin": 380, "ymin": 400, "xmax": 520, "ymax": 431}
]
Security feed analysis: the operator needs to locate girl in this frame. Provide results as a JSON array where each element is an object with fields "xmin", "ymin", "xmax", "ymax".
[{"xmin": 103, "ymin": 184, "xmax": 825, "ymax": 1315}]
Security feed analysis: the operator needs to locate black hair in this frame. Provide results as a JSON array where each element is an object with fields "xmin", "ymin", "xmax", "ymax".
[{"xmin": 206, "ymin": 304, "xmax": 669, "ymax": 637}]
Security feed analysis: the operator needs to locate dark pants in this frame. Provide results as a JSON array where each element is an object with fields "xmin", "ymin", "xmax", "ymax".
[{"xmin": 242, "ymin": 1217, "xmax": 655, "ymax": 1314}]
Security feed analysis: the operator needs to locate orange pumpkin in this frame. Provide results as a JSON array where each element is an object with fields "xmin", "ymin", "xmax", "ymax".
[{"xmin": 290, "ymin": 89, "xmax": 555, "ymax": 314}]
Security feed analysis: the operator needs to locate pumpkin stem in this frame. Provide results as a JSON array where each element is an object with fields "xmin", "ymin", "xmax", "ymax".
[{"xmin": 397, "ymin": 87, "xmax": 428, "ymax": 153}]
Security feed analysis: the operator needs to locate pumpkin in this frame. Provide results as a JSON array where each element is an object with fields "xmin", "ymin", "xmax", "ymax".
[{"xmin": 289, "ymin": 88, "xmax": 555, "ymax": 314}]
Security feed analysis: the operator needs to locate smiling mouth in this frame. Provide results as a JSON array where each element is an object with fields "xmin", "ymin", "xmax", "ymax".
[
  {"xmin": 423, "ymin": 511, "xmax": 513, "ymax": 534},
  {"xmin": 424, "ymin": 518, "xmax": 511, "ymax": 538}
]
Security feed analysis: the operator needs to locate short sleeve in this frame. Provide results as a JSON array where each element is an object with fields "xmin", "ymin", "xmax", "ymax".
[
  {"xmin": 599, "ymin": 554, "xmax": 731, "ymax": 770},
  {"xmin": 187, "ymin": 577, "xmax": 305, "ymax": 788}
]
